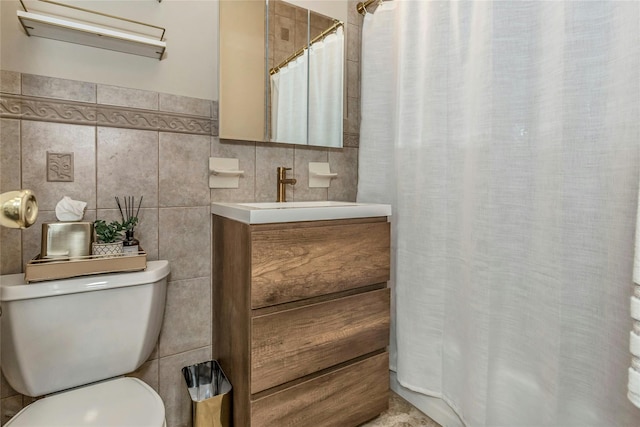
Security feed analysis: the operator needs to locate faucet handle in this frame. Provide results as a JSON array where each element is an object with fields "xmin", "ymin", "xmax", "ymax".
[{"xmin": 277, "ymin": 166, "xmax": 292, "ymax": 177}]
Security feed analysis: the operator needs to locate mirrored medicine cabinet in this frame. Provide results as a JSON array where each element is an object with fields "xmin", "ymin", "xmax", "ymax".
[{"xmin": 219, "ymin": 0, "xmax": 345, "ymax": 148}]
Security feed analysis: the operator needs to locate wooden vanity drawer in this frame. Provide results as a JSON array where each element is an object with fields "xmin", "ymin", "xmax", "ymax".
[
  {"xmin": 250, "ymin": 219, "xmax": 390, "ymax": 308},
  {"xmin": 251, "ymin": 352, "xmax": 389, "ymax": 427},
  {"xmin": 251, "ymin": 288, "xmax": 390, "ymax": 393}
]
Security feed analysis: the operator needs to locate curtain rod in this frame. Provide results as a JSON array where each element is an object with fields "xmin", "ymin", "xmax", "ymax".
[
  {"xmin": 269, "ymin": 21, "xmax": 343, "ymax": 76},
  {"xmin": 357, "ymin": 0, "xmax": 384, "ymax": 15}
]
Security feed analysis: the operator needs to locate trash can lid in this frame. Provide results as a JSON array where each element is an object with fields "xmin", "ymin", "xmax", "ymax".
[{"xmin": 5, "ymin": 377, "xmax": 165, "ymax": 427}]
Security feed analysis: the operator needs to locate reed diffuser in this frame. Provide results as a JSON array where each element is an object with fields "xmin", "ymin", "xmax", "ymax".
[{"xmin": 116, "ymin": 196, "xmax": 142, "ymax": 255}]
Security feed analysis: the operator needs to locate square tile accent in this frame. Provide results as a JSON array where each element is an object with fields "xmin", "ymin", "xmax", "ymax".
[
  {"xmin": 46, "ymin": 152, "xmax": 74, "ymax": 182},
  {"xmin": 21, "ymin": 121, "xmax": 96, "ymax": 211},
  {"xmin": 344, "ymin": 132, "xmax": 360, "ymax": 148}
]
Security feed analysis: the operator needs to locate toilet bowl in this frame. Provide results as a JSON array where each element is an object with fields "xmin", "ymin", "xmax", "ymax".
[{"xmin": 0, "ymin": 260, "xmax": 170, "ymax": 426}]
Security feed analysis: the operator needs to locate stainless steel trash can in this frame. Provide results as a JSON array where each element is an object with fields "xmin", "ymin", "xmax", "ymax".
[{"xmin": 182, "ymin": 360, "xmax": 232, "ymax": 427}]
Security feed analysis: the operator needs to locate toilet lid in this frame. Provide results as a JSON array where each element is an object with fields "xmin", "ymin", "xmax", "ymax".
[{"xmin": 6, "ymin": 377, "xmax": 165, "ymax": 427}]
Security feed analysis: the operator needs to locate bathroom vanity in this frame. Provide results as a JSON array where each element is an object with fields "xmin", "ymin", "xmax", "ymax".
[{"xmin": 211, "ymin": 202, "xmax": 391, "ymax": 426}]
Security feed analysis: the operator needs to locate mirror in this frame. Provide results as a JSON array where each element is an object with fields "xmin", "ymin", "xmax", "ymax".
[
  {"xmin": 219, "ymin": 0, "xmax": 266, "ymax": 142},
  {"xmin": 267, "ymin": 1, "xmax": 309, "ymax": 145},
  {"xmin": 219, "ymin": 0, "xmax": 345, "ymax": 148}
]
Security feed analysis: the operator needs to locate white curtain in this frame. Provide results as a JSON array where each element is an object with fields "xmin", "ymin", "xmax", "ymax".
[
  {"xmin": 630, "ymin": 180, "xmax": 640, "ymax": 405},
  {"xmin": 358, "ymin": 1, "xmax": 640, "ymax": 426},
  {"xmin": 270, "ymin": 51, "xmax": 308, "ymax": 144},
  {"xmin": 308, "ymin": 26, "xmax": 344, "ymax": 147}
]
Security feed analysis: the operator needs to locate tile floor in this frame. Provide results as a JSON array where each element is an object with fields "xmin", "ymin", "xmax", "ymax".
[{"xmin": 361, "ymin": 392, "xmax": 442, "ymax": 427}]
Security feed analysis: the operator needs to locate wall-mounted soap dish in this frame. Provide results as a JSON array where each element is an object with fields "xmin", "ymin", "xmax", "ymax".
[
  {"xmin": 309, "ymin": 162, "xmax": 338, "ymax": 188},
  {"xmin": 210, "ymin": 157, "xmax": 244, "ymax": 188}
]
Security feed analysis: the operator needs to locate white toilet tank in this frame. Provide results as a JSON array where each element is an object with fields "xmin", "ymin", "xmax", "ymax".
[{"xmin": 0, "ymin": 260, "xmax": 170, "ymax": 397}]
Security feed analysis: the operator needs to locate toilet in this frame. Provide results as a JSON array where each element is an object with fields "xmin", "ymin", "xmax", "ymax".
[{"xmin": 0, "ymin": 260, "xmax": 170, "ymax": 426}]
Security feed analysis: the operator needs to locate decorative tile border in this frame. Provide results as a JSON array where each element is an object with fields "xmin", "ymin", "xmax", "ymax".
[
  {"xmin": 343, "ymin": 132, "xmax": 360, "ymax": 148},
  {"xmin": 0, "ymin": 94, "xmax": 22, "ymax": 119},
  {"xmin": 22, "ymin": 96, "xmax": 97, "ymax": 124},
  {"xmin": 0, "ymin": 94, "xmax": 217, "ymax": 136},
  {"xmin": 157, "ymin": 113, "xmax": 212, "ymax": 135},
  {"xmin": 97, "ymin": 106, "xmax": 157, "ymax": 130}
]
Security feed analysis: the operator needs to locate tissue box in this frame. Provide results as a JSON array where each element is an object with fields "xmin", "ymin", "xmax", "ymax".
[{"xmin": 41, "ymin": 222, "xmax": 94, "ymax": 259}]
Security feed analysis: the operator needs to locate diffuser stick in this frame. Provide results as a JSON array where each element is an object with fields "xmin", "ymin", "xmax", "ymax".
[
  {"xmin": 115, "ymin": 197, "xmax": 125, "ymax": 222},
  {"xmin": 135, "ymin": 196, "xmax": 143, "ymax": 219}
]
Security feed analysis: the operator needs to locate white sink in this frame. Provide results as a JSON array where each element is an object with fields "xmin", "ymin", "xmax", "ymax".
[
  {"xmin": 237, "ymin": 201, "xmax": 357, "ymax": 209},
  {"xmin": 211, "ymin": 201, "xmax": 391, "ymax": 224}
]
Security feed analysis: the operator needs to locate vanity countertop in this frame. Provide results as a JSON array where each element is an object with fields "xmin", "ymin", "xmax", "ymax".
[{"xmin": 211, "ymin": 201, "xmax": 391, "ymax": 224}]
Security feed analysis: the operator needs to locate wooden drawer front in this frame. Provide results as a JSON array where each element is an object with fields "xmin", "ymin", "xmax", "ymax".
[
  {"xmin": 251, "ymin": 288, "xmax": 390, "ymax": 393},
  {"xmin": 251, "ymin": 352, "xmax": 389, "ymax": 427},
  {"xmin": 251, "ymin": 221, "xmax": 390, "ymax": 308}
]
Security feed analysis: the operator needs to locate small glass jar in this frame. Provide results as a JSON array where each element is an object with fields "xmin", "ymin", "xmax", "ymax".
[{"xmin": 123, "ymin": 230, "xmax": 140, "ymax": 255}]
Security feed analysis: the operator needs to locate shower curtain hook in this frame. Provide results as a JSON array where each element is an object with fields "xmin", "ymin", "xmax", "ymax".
[
  {"xmin": 357, "ymin": 1, "xmax": 368, "ymax": 15},
  {"xmin": 358, "ymin": 0, "xmax": 384, "ymax": 16}
]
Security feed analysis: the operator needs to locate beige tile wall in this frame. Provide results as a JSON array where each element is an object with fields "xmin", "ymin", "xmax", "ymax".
[
  {"xmin": 0, "ymin": 69, "xmax": 360, "ymax": 427},
  {"xmin": 0, "ymin": 70, "xmax": 218, "ymax": 427},
  {"xmin": 0, "ymin": 5, "xmax": 364, "ymax": 426}
]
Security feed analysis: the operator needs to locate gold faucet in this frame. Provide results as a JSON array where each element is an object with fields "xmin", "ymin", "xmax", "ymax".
[{"xmin": 276, "ymin": 167, "xmax": 297, "ymax": 202}]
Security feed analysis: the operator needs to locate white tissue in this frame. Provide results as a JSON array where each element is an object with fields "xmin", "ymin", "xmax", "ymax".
[{"xmin": 55, "ymin": 196, "xmax": 86, "ymax": 221}]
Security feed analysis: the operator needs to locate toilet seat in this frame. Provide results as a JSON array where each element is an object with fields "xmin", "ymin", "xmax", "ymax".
[{"xmin": 5, "ymin": 377, "xmax": 165, "ymax": 427}]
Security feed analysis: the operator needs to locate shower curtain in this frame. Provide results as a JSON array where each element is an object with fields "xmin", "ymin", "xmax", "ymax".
[
  {"xmin": 270, "ymin": 52, "xmax": 308, "ymax": 144},
  {"xmin": 357, "ymin": 1, "xmax": 640, "ymax": 426},
  {"xmin": 308, "ymin": 26, "xmax": 344, "ymax": 147},
  {"xmin": 271, "ymin": 26, "xmax": 343, "ymax": 146}
]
